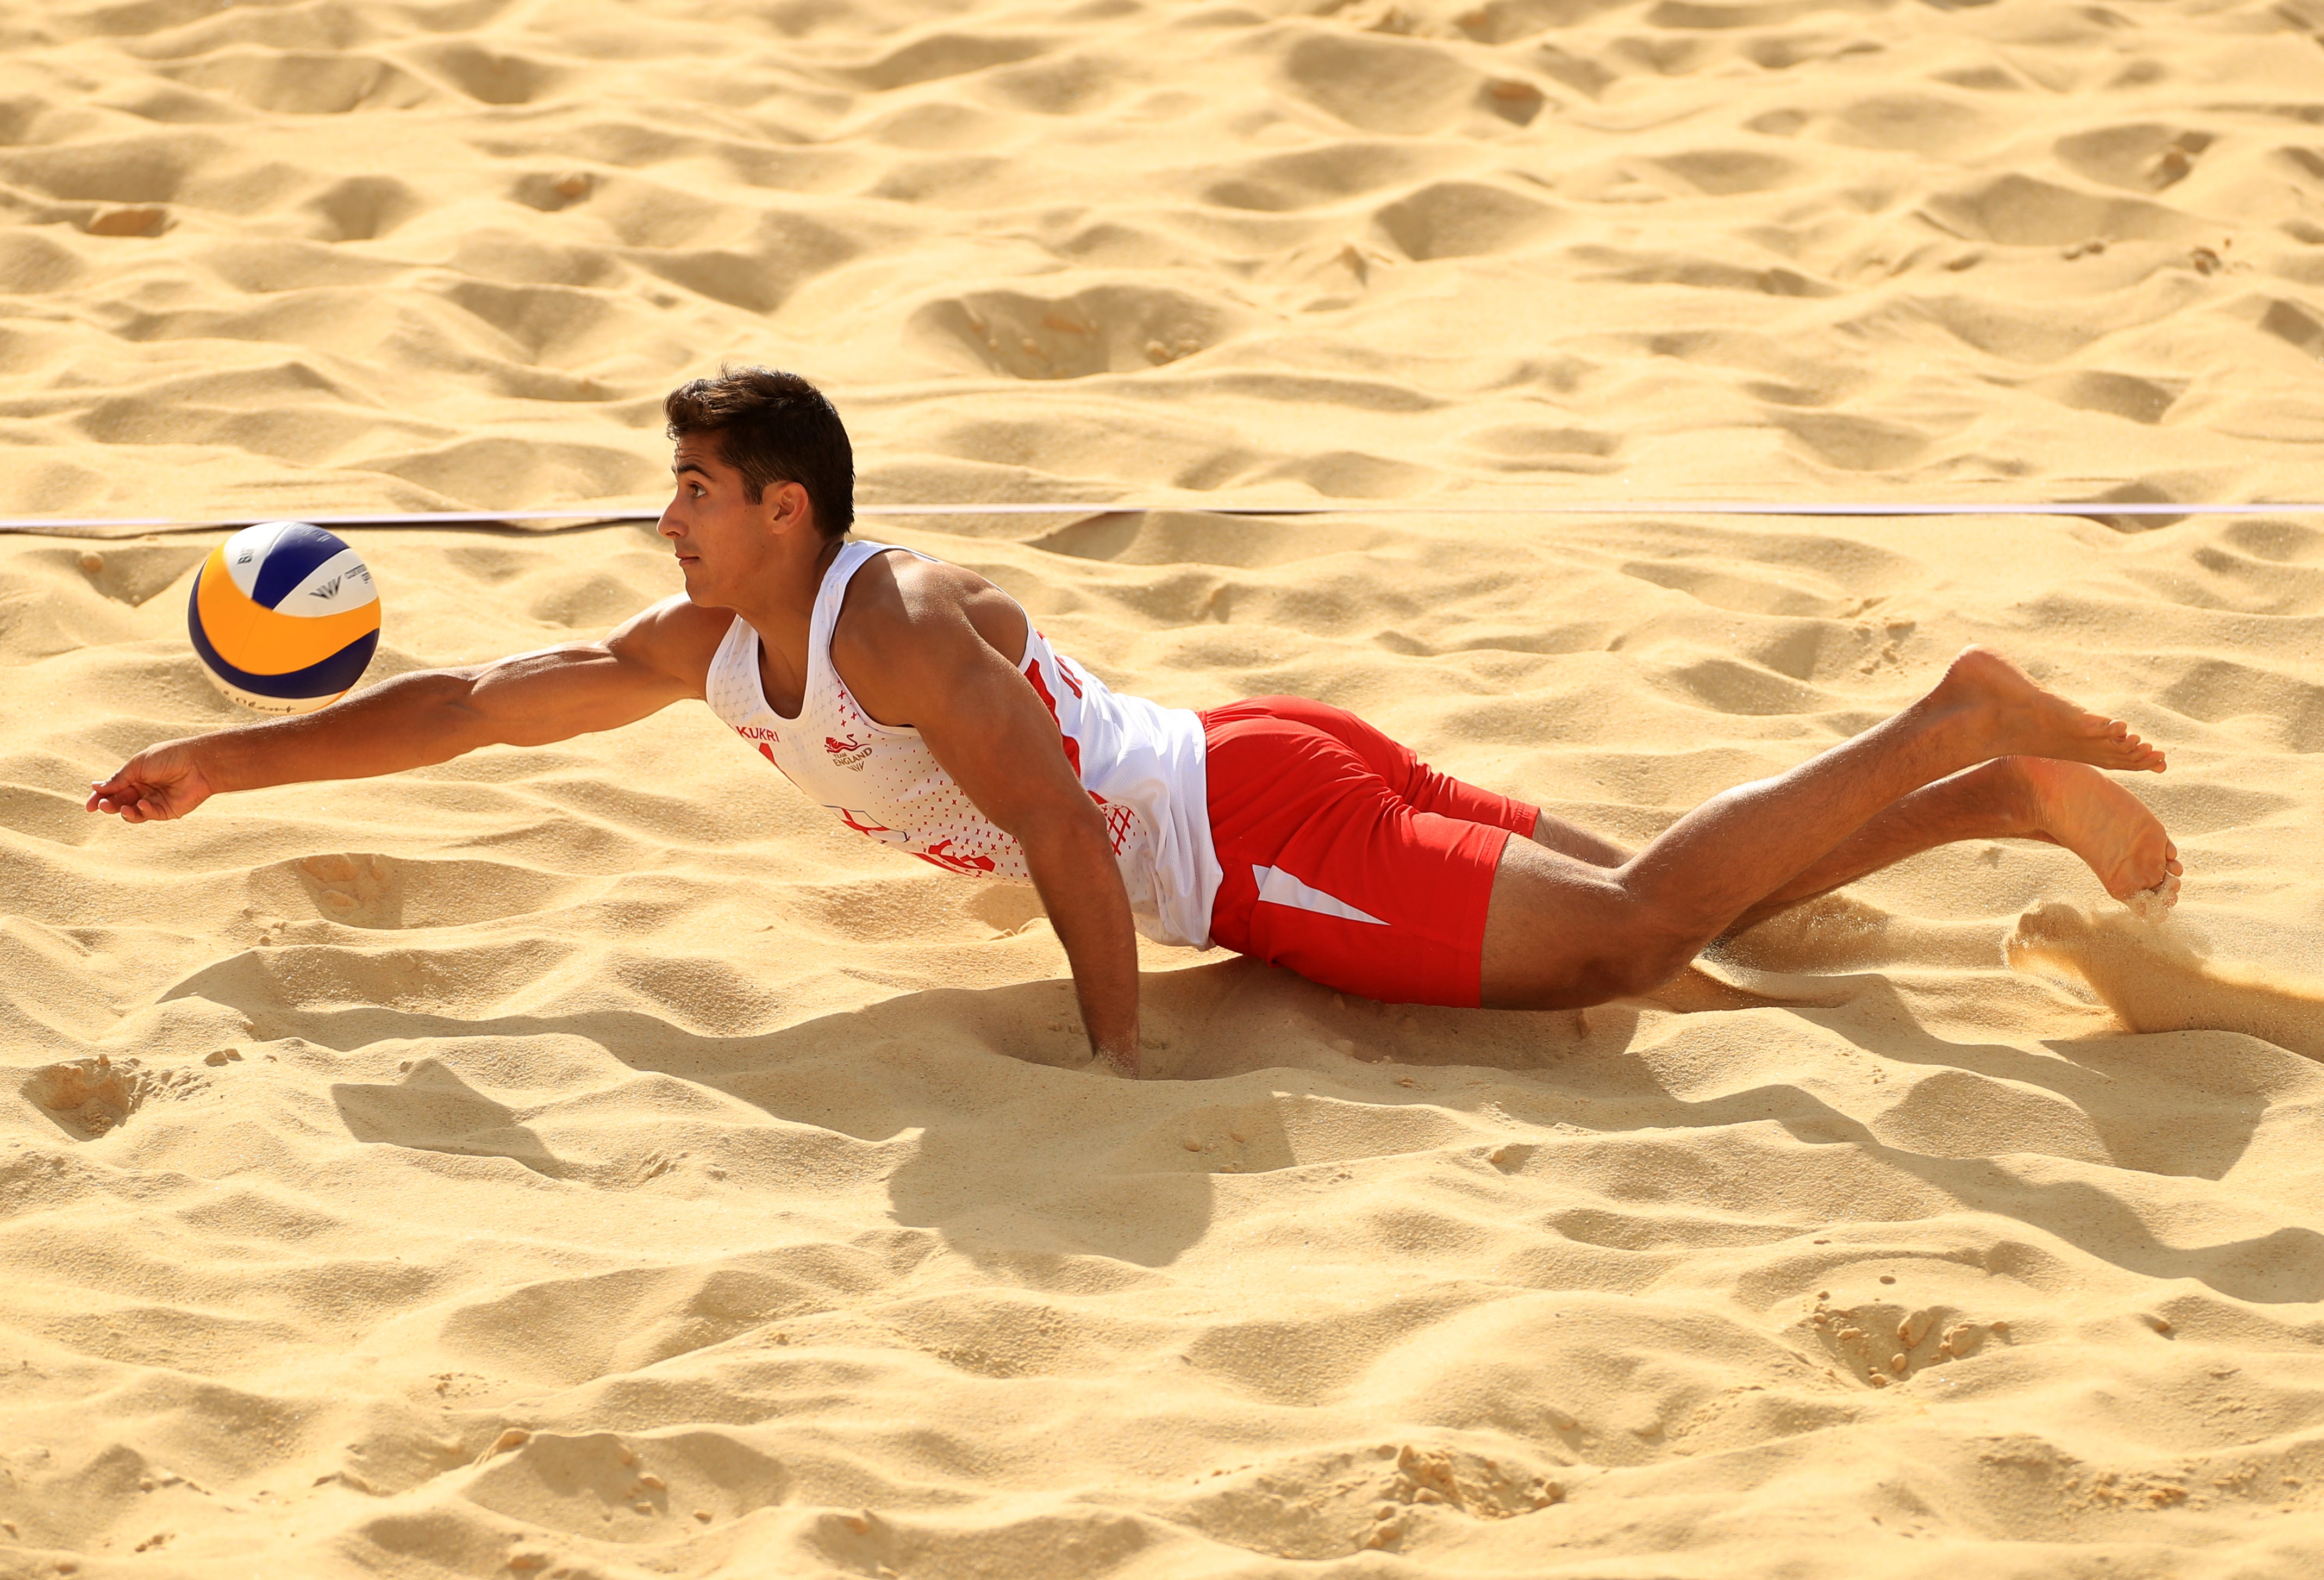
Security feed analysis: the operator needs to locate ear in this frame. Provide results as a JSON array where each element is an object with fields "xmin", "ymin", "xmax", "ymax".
[{"xmin": 765, "ymin": 480, "xmax": 814, "ymax": 536}]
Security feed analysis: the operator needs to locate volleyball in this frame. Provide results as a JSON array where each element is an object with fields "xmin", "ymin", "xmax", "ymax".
[{"xmin": 187, "ymin": 522, "xmax": 380, "ymax": 715}]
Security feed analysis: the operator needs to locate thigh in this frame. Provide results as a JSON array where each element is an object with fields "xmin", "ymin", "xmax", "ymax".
[
  {"xmin": 1203, "ymin": 705, "xmax": 1516, "ymax": 1007},
  {"xmin": 1527, "ymin": 808, "xmax": 1631, "ymax": 868}
]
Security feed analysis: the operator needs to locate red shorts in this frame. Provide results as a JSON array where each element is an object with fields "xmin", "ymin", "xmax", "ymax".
[{"xmin": 1201, "ymin": 697, "xmax": 1539, "ymax": 1008}]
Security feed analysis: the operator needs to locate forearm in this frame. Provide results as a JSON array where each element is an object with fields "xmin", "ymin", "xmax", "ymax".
[
  {"xmin": 187, "ymin": 669, "xmax": 491, "ymax": 794},
  {"xmin": 1017, "ymin": 814, "xmax": 1141, "ymax": 1073}
]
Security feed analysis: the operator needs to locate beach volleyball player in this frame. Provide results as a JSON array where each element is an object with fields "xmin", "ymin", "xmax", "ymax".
[{"xmin": 88, "ymin": 369, "xmax": 2181, "ymax": 1076}]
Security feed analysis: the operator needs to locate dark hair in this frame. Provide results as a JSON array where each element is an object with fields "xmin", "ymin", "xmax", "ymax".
[{"xmin": 663, "ymin": 366, "xmax": 854, "ymax": 538}]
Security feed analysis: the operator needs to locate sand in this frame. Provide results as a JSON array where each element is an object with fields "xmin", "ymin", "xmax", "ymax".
[{"xmin": 5, "ymin": 0, "xmax": 2324, "ymax": 1575}]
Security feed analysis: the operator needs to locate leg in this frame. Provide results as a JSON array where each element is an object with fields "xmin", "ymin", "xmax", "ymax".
[
  {"xmin": 1480, "ymin": 647, "xmax": 2172, "ymax": 1010},
  {"xmin": 1720, "ymin": 755, "xmax": 2181, "ymax": 935}
]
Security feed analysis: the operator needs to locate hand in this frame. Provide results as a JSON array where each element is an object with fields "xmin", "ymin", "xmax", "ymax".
[{"xmin": 88, "ymin": 741, "xmax": 215, "ymax": 823}]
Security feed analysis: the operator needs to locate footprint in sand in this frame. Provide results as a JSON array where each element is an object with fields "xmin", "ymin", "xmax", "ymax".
[
  {"xmin": 908, "ymin": 283, "xmax": 1240, "ymax": 379},
  {"xmin": 1178, "ymin": 1441, "xmax": 1559, "ymax": 1560},
  {"xmin": 1803, "ymin": 1292, "xmax": 2008, "ymax": 1387},
  {"xmin": 2053, "ymin": 123, "xmax": 2213, "ymax": 193},
  {"xmin": 298, "ymin": 853, "xmax": 397, "ymax": 926},
  {"xmin": 460, "ymin": 1429, "xmax": 782, "ymax": 1539},
  {"xmin": 23, "ymin": 1056, "xmax": 201, "ymax": 1140}
]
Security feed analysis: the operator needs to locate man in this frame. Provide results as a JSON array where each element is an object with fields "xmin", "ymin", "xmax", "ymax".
[{"xmin": 88, "ymin": 367, "xmax": 2180, "ymax": 1076}]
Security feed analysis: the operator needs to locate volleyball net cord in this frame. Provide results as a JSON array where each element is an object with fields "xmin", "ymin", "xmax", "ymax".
[{"xmin": 4, "ymin": 499, "xmax": 2323, "ymax": 536}]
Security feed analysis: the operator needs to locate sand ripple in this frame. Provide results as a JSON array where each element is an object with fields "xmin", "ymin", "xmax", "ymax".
[{"xmin": 5, "ymin": 0, "xmax": 2322, "ymax": 516}]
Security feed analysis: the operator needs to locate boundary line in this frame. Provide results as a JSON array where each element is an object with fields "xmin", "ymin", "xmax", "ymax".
[{"xmin": 3, "ymin": 500, "xmax": 2320, "ymax": 535}]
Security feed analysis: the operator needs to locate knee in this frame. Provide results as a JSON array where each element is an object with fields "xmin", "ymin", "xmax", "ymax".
[
  {"xmin": 1583, "ymin": 914, "xmax": 1702, "ymax": 1001},
  {"xmin": 1492, "ymin": 927, "xmax": 1695, "ymax": 1012},
  {"xmin": 1478, "ymin": 866, "xmax": 1705, "ymax": 1011},
  {"xmin": 1588, "ymin": 945, "xmax": 1692, "ymax": 1002}
]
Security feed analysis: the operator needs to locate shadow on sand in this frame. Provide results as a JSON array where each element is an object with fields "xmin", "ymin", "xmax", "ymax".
[{"xmin": 150, "ymin": 942, "xmax": 2324, "ymax": 1297}]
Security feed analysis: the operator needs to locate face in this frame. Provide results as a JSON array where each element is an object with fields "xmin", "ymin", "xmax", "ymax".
[{"xmin": 660, "ymin": 437, "xmax": 809, "ymax": 608}]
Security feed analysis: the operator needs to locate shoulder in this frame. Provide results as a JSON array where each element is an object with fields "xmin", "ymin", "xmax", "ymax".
[
  {"xmin": 833, "ymin": 548, "xmax": 997, "ymax": 652},
  {"xmin": 604, "ymin": 594, "xmax": 733, "ymax": 695},
  {"xmin": 844, "ymin": 547, "xmax": 989, "ymax": 624},
  {"xmin": 832, "ymin": 547, "xmax": 1027, "ymax": 714}
]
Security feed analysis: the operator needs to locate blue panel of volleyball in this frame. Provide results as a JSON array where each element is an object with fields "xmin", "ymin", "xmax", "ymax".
[{"xmin": 188, "ymin": 522, "xmax": 380, "ymax": 715}]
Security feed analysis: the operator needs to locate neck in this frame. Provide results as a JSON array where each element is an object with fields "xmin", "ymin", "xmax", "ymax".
[{"xmin": 729, "ymin": 533, "xmax": 847, "ymax": 648}]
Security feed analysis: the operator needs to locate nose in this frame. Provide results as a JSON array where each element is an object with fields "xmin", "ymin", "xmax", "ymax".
[{"xmin": 658, "ymin": 499, "xmax": 682, "ymax": 540}]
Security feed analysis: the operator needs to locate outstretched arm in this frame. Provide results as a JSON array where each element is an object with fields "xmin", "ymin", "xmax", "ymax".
[{"xmin": 86, "ymin": 597, "xmax": 717, "ymax": 823}]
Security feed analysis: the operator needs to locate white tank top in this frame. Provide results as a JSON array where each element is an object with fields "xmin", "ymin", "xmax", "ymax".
[{"xmin": 703, "ymin": 541, "xmax": 1223, "ymax": 948}]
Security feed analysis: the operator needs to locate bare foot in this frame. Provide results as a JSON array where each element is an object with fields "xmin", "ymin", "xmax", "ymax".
[
  {"xmin": 2006, "ymin": 756, "xmax": 2183, "ymax": 902},
  {"xmin": 1926, "ymin": 646, "xmax": 2166, "ymax": 773}
]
